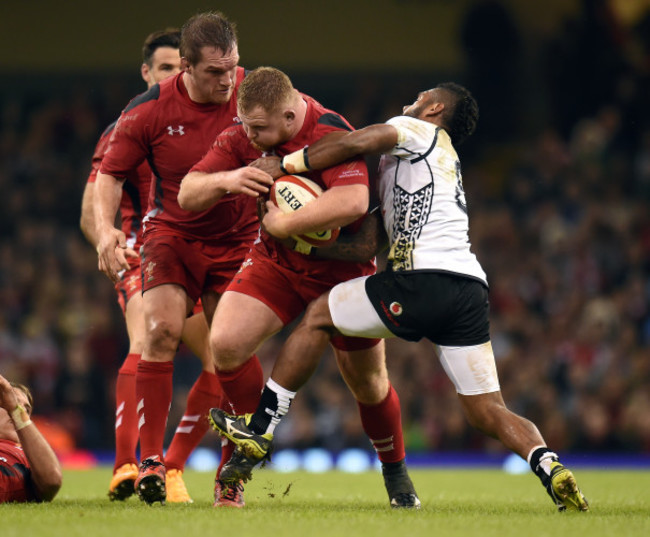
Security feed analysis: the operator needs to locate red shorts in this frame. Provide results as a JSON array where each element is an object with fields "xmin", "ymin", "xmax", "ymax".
[
  {"xmin": 115, "ymin": 262, "xmax": 142, "ymax": 314},
  {"xmin": 226, "ymin": 247, "xmax": 379, "ymax": 351},
  {"xmin": 141, "ymin": 234, "xmax": 252, "ymax": 303}
]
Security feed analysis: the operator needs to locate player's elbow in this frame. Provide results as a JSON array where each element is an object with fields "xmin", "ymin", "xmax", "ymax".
[
  {"xmin": 177, "ymin": 181, "xmax": 198, "ymax": 211},
  {"xmin": 344, "ymin": 186, "xmax": 369, "ymax": 222},
  {"xmin": 37, "ymin": 468, "xmax": 63, "ymax": 502}
]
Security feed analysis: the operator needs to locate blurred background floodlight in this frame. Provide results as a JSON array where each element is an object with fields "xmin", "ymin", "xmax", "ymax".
[
  {"xmin": 502, "ymin": 453, "xmax": 529, "ymax": 475},
  {"xmin": 337, "ymin": 449, "xmax": 372, "ymax": 473},
  {"xmin": 272, "ymin": 449, "xmax": 302, "ymax": 473},
  {"xmin": 303, "ymin": 448, "xmax": 334, "ymax": 473},
  {"xmin": 186, "ymin": 447, "xmax": 219, "ymax": 472}
]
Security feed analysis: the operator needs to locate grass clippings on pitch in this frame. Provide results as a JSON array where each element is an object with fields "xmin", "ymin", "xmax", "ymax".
[{"xmin": 1, "ymin": 468, "xmax": 649, "ymax": 537}]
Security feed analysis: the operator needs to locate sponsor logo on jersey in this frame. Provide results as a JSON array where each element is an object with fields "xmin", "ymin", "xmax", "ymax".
[
  {"xmin": 166, "ymin": 125, "xmax": 185, "ymax": 136},
  {"xmin": 389, "ymin": 302, "xmax": 403, "ymax": 316}
]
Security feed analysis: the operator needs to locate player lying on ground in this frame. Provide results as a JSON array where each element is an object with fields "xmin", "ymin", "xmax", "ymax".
[{"xmin": 0, "ymin": 374, "xmax": 62, "ymax": 503}]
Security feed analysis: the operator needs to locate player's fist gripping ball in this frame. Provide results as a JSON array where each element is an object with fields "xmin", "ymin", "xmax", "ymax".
[{"xmin": 270, "ymin": 175, "xmax": 340, "ymax": 247}]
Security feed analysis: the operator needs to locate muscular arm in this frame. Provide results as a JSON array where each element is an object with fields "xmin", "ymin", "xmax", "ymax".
[
  {"xmin": 314, "ymin": 209, "xmax": 388, "ymax": 262},
  {"xmin": 178, "ymin": 167, "xmax": 273, "ymax": 211},
  {"xmin": 94, "ymin": 171, "xmax": 131, "ymax": 282},
  {"xmin": 262, "ymin": 183, "xmax": 369, "ymax": 239},
  {"xmin": 79, "ymin": 182, "xmax": 98, "ymax": 247},
  {"xmin": 286, "ymin": 124, "xmax": 399, "ymax": 173},
  {"xmin": 15, "ymin": 421, "xmax": 63, "ymax": 502}
]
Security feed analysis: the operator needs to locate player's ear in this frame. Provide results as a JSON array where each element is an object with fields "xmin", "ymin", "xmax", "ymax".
[
  {"xmin": 141, "ymin": 63, "xmax": 151, "ymax": 85},
  {"xmin": 424, "ymin": 102, "xmax": 445, "ymax": 119},
  {"xmin": 284, "ymin": 109, "xmax": 296, "ymax": 123},
  {"xmin": 181, "ymin": 57, "xmax": 191, "ymax": 73}
]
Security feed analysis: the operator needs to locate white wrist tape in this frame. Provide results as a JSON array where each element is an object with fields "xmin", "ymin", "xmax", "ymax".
[
  {"xmin": 11, "ymin": 404, "xmax": 32, "ymax": 431},
  {"xmin": 281, "ymin": 148, "xmax": 310, "ymax": 174}
]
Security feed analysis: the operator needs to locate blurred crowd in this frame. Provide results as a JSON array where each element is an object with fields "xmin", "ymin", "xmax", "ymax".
[{"xmin": 1, "ymin": 1, "xmax": 650, "ymax": 458}]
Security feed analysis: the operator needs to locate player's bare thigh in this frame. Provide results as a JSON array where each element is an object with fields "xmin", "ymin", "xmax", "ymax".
[
  {"xmin": 210, "ymin": 290, "xmax": 284, "ymax": 371},
  {"xmin": 142, "ymin": 283, "xmax": 193, "ymax": 362}
]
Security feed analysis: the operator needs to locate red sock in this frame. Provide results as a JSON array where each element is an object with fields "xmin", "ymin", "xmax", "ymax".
[
  {"xmin": 357, "ymin": 384, "xmax": 406, "ymax": 463},
  {"xmin": 136, "ymin": 360, "xmax": 174, "ymax": 463},
  {"xmin": 114, "ymin": 353, "xmax": 140, "ymax": 471},
  {"xmin": 216, "ymin": 393, "xmax": 236, "ymax": 479},
  {"xmin": 215, "ymin": 355, "xmax": 264, "ymax": 414},
  {"xmin": 166, "ymin": 371, "xmax": 222, "ymax": 471}
]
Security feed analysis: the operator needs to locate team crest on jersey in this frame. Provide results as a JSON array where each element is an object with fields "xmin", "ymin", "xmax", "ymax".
[
  {"xmin": 145, "ymin": 261, "xmax": 156, "ymax": 282},
  {"xmin": 167, "ymin": 125, "xmax": 185, "ymax": 136},
  {"xmin": 237, "ymin": 258, "xmax": 253, "ymax": 274},
  {"xmin": 389, "ymin": 302, "xmax": 403, "ymax": 316}
]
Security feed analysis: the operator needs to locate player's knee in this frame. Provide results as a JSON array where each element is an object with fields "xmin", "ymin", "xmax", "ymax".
[
  {"xmin": 303, "ymin": 294, "xmax": 335, "ymax": 332},
  {"xmin": 463, "ymin": 395, "xmax": 508, "ymax": 433},
  {"xmin": 146, "ymin": 318, "xmax": 182, "ymax": 354},
  {"xmin": 209, "ymin": 330, "xmax": 248, "ymax": 370}
]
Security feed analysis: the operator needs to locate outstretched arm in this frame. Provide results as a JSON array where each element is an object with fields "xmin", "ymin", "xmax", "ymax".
[
  {"xmin": 0, "ymin": 376, "xmax": 62, "ymax": 502},
  {"xmin": 283, "ymin": 124, "xmax": 399, "ymax": 173},
  {"xmin": 249, "ymin": 127, "xmax": 399, "ymax": 177}
]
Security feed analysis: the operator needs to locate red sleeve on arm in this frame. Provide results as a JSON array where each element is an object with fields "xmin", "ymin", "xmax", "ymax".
[
  {"xmin": 321, "ymin": 158, "xmax": 369, "ymax": 189},
  {"xmin": 190, "ymin": 127, "xmax": 244, "ymax": 174},
  {"xmin": 99, "ymin": 104, "xmax": 152, "ymax": 179}
]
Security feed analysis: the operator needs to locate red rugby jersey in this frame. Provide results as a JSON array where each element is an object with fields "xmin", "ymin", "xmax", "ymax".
[
  {"xmin": 0, "ymin": 439, "xmax": 36, "ymax": 503},
  {"xmin": 100, "ymin": 68, "xmax": 258, "ymax": 243},
  {"xmin": 87, "ymin": 121, "xmax": 150, "ymax": 252},
  {"xmin": 191, "ymin": 94, "xmax": 375, "ymax": 280}
]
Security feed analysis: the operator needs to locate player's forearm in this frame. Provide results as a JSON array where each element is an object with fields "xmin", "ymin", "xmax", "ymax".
[
  {"xmin": 314, "ymin": 209, "xmax": 388, "ymax": 262},
  {"xmin": 282, "ymin": 184, "xmax": 368, "ymax": 236},
  {"xmin": 16, "ymin": 424, "xmax": 62, "ymax": 502},
  {"xmin": 94, "ymin": 172, "xmax": 123, "ymax": 232},
  {"xmin": 80, "ymin": 183, "xmax": 99, "ymax": 247},
  {"xmin": 178, "ymin": 171, "xmax": 228, "ymax": 211},
  {"xmin": 282, "ymin": 125, "xmax": 398, "ymax": 173}
]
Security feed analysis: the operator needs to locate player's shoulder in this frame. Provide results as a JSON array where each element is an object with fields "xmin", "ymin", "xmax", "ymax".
[{"xmin": 303, "ymin": 95, "xmax": 353, "ymax": 133}]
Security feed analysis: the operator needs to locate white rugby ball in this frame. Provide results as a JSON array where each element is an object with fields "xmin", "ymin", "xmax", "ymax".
[{"xmin": 269, "ymin": 175, "xmax": 340, "ymax": 247}]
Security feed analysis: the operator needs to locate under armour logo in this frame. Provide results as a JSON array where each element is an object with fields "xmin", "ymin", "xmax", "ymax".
[{"xmin": 167, "ymin": 125, "xmax": 185, "ymax": 136}]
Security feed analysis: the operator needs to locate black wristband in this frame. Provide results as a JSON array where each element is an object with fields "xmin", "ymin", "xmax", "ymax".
[
  {"xmin": 303, "ymin": 147, "xmax": 311, "ymax": 170},
  {"xmin": 279, "ymin": 159, "xmax": 289, "ymax": 175}
]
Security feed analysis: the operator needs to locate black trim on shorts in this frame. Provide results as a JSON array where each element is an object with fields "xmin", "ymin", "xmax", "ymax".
[{"xmin": 364, "ymin": 269, "xmax": 490, "ymax": 346}]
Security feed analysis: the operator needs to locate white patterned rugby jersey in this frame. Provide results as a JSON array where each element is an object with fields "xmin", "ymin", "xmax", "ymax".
[{"xmin": 378, "ymin": 115, "xmax": 487, "ymax": 285}]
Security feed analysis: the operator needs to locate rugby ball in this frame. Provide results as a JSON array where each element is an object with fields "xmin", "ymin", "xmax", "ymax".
[{"xmin": 269, "ymin": 175, "xmax": 340, "ymax": 247}]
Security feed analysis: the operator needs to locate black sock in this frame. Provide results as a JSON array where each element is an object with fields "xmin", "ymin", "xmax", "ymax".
[
  {"xmin": 529, "ymin": 447, "xmax": 558, "ymax": 486},
  {"xmin": 249, "ymin": 385, "xmax": 279, "ymax": 435}
]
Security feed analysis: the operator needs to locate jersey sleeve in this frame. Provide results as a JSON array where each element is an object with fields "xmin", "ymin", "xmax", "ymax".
[
  {"xmin": 86, "ymin": 128, "xmax": 112, "ymax": 184},
  {"xmin": 386, "ymin": 116, "xmax": 439, "ymax": 160},
  {"xmin": 320, "ymin": 158, "xmax": 369, "ymax": 189},
  {"xmin": 99, "ymin": 96, "xmax": 156, "ymax": 179},
  {"xmin": 190, "ymin": 126, "xmax": 243, "ymax": 174}
]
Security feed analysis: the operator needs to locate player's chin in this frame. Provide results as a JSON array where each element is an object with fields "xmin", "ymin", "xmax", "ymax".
[{"xmin": 211, "ymin": 88, "xmax": 234, "ymax": 104}]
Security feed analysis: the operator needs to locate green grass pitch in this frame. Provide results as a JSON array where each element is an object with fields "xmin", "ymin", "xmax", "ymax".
[{"xmin": 1, "ymin": 468, "xmax": 649, "ymax": 537}]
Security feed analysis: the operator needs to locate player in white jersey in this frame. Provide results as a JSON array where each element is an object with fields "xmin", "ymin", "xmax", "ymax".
[{"xmin": 214, "ymin": 82, "xmax": 589, "ymax": 512}]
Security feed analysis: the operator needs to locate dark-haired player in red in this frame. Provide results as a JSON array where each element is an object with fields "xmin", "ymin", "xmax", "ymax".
[
  {"xmin": 81, "ymin": 29, "xmax": 230, "ymax": 504},
  {"xmin": 94, "ymin": 13, "xmax": 273, "ymax": 506},
  {"xmin": 0, "ymin": 374, "xmax": 62, "ymax": 503},
  {"xmin": 179, "ymin": 67, "xmax": 419, "ymax": 509}
]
